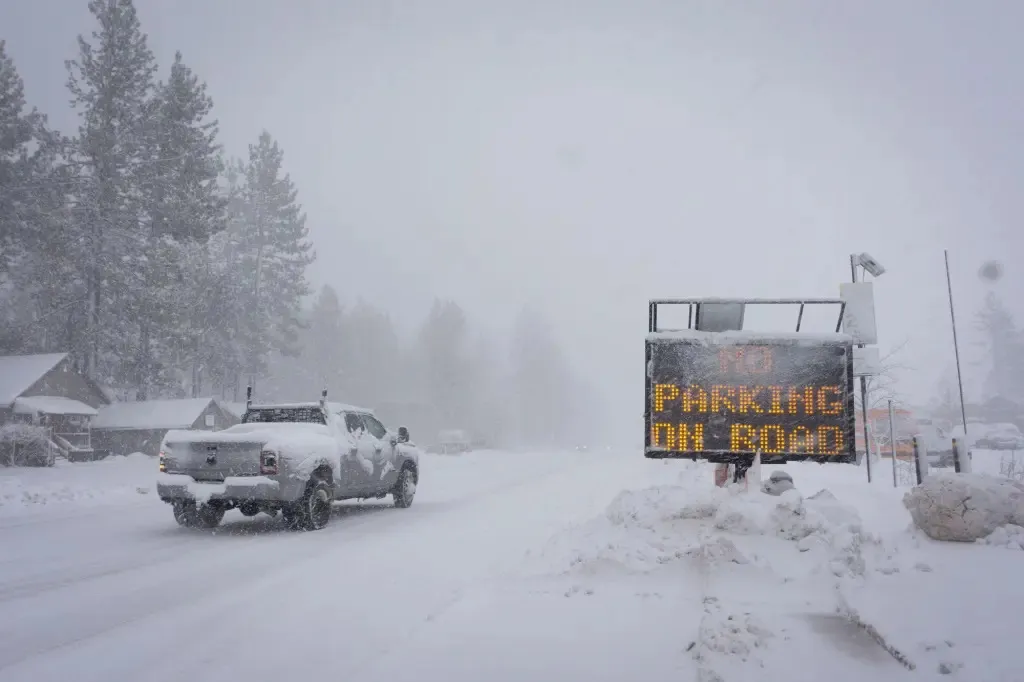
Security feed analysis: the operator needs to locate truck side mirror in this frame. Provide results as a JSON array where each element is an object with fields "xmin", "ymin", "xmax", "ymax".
[{"xmin": 397, "ymin": 426, "xmax": 410, "ymax": 444}]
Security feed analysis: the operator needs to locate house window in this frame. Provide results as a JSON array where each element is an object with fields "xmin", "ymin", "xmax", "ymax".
[{"xmin": 205, "ymin": 414, "xmax": 216, "ymax": 427}]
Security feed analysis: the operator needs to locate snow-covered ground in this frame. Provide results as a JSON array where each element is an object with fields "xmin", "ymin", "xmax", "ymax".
[{"xmin": 0, "ymin": 449, "xmax": 1020, "ymax": 681}]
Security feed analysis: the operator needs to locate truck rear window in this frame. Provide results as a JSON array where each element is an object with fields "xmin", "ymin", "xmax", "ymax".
[{"xmin": 242, "ymin": 407, "xmax": 327, "ymax": 425}]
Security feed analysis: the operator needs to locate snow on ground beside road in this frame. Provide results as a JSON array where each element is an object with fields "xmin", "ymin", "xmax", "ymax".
[
  {"xmin": 371, "ymin": 458, "xmax": 1024, "ymax": 681},
  {"xmin": 0, "ymin": 454, "xmax": 155, "ymax": 517}
]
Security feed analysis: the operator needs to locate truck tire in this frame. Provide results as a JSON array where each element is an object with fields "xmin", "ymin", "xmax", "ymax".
[
  {"xmin": 172, "ymin": 501, "xmax": 225, "ymax": 529},
  {"xmin": 392, "ymin": 465, "xmax": 417, "ymax": 509},
  {"xmin": 291, "ymin": 479, "xmax": 333, "ymax": 531}
]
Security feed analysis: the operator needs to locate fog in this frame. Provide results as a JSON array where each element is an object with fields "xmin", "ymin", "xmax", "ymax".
[{"xmin": 2, "ymin": 0, "xmax": 1021, "ymax": 447}]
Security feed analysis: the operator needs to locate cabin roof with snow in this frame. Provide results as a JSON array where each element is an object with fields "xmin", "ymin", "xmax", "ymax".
[
  {"xmin": 91, "ymin": 397, "xmax": 234, "ymax": 431},
  {"xmin": 0, "ymin": 353, "xmax": 69, "ymax": 406},
  {"xmin": 0, "ymin": 352, "xmax": 110, "ymax": 410}
]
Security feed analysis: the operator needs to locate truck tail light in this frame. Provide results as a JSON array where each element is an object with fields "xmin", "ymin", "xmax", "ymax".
[
  {"xmin": 260, "ymin": 450, "xmax": 278, "ymax": 475},
  {"xmin": 159, "ymin": 451, "xmax": 166, "ymax": 473}
]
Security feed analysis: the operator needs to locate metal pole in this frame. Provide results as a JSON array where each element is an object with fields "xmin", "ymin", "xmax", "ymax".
[
  {"xmin": 851, "ymin": 254, "xmax": 873, "ymax": 483},
  {"xmin": 888, "ymin": 399, "xmax": 898, "ymax": 487},
  {"xmin": 944, "ymin": 250, "xmax": 971, "ymax": 473},
  {"xmin": 912, "ymin": 436, "xmax": 924, "ymax": 485}
]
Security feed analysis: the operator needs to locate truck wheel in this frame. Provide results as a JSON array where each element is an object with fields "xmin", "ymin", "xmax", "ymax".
[
  {"xmin": 172, "ymin": 501, "xmax": 224, "ymax": 529},
  {"xmin": 195, "ymin": 504, "xmax": 225, "ymax": 528},
  {"xmin": 292, "ymin": 479, "xmax": 333, "ymax": 531},
  {"xmin": 392, "ymin": 466, "xmax": 416, "ymax": 509},
  {"xmin": 239, "ymin": 502, "xmax": 260, "ymax": 517},
  {"xmin": 172, "ymin": 501, "xmax": 197, "ymax": 527}
]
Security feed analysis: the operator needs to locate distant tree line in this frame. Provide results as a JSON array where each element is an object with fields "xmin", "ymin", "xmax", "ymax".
[{"xmin": 0, "ymin": 0, "xmax": 596, "ymax": 448}]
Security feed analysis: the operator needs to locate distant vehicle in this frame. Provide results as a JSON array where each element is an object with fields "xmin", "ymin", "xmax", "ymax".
[
  {"xmin": 973, "ymin": 423, "xmax": 1024, "ymax": 451},
  {"xmin": 438, "ymin": 429, "xmax": 471, "ymax": 454},
  {"xmin": 156, "ymin": 395, "xmax": 421, "ymax": 531},
  {"xmin": 915, "ymin": 418, "xmax": 955, "ymax": 468}
]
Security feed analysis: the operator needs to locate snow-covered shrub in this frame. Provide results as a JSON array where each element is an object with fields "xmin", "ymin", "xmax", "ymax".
[
  {"xmin": 999, "ymin": 453, "xmax": 1024, "ymax": 482},
  {"xmin": 0, "ymin": 424, "xmax": 51, "ymax": 466},
  {"xmin": 903, "ymin": 473, "xmax": 1024, "ymax": 542}
]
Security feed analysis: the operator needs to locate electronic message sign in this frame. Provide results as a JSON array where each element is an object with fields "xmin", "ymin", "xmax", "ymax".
[{"xmin": 645, "ymin": 338, "xmax": 856, "ymax": 463}]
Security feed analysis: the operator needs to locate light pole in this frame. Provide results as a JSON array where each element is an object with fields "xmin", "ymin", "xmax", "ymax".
[{"xmin": 850, "ymin": 252, "xmax": 886, "ymax": 483}]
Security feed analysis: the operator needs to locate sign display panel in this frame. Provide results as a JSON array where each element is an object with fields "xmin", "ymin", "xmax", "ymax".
[{"xmin": 645, "ymin": 340, "xmax": 855, "ymax": 463}]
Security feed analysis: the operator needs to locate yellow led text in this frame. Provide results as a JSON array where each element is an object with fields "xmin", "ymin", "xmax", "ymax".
[
  {"xmin": 652, "ymin": 383, "xmax": 843, "ymax": 416},
  {"xmin": 649, "ymin": 422, "xmax": 705, "ymax": 451},
  {"xmin": 729, "ymin": 424, "xmax": 845, "ymax": 455}
]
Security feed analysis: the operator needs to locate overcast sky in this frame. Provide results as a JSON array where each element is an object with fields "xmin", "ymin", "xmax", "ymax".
[{"xmin": 2, "ymin": 0, "xmax": 1020, "ymax": 437}]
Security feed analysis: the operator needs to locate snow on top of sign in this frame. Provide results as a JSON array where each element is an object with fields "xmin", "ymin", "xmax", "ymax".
[
  {"xmin": 92, "ymin": 398, "xmax": 218, "ymax": 431},
  {"xmin": 0, "ymin": 353, "xmax": 68, "ymax": 406},
  {"xmin": 647, "ymin": 329, "xmax": 853, "ymax": 345}
]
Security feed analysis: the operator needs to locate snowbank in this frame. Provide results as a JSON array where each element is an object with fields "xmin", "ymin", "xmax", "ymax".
[
  {"xmin": 0, "ymin": 452, "xmax": 155, "ymax": 517},
  {"xmin": 903, "ymin": 472, "xmax": 1024, "ymax": 542},
  {"xmin": 525, "ymin": 461, "xmax": 1024, "ymax": 679}
]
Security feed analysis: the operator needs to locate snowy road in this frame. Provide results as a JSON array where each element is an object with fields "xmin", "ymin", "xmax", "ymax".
[
  {"xmin": 2, "ymin": 451, "xmax": 1022, "ymax": 681},
  {"xmin": 0, "ymin": 450, "xmax": 680, "ymax": 682}
]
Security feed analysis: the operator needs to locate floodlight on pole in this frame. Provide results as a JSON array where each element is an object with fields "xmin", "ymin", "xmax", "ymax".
[
  {"xmin": 848, "ymin": 253, "xmax": 886, "ymax": 483},
  {"xmin": 856, "ymin": 252, "xmax": 886, "ymax": 278}
]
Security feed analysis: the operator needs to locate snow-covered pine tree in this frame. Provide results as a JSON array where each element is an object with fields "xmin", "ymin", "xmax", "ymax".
[
  {"xmin": 508, "ymin": 306, "xmax": 576, "ymax": 447},
  {"xmin": 204, "ymin": 159, "xmax": 249, "ymax": 400},
  {"xmin": 306, "ymin": 284, "xmax": 346, "ymax": 395},
  {"xmin": 976, "ymin": 292, "xmax": 1024, "ymax": 404},
  {"xmin": 341, "ymin": 300, "xmax": 401, "ymax": 406},
  {"xmin": 0, "ymin": 41, "xmax": 79, "ymax": 356},
  {"xmin": 135, "ymin": 51, "xmax": 227, "ymax": 397},
  {"xmin": 0, "ymin": 40, "xmax": 38, "ymax": 279},
  {"xmin": 233, "ymin": 131, "xmax": 315, "ymax": 392},
  {"xmin": 65, "ymin": 0, "xmax": 158, "ymax": 381},
  {"xmin": 416, "ymin": 298, "xmax": 472, "ymax": 429}
]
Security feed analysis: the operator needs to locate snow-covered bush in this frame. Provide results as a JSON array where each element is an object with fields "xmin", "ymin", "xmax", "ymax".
[
  {"xmin": 903, "ymin": 473, "xmax": 1024, "ymax": 542},
  {"xmin": 999, "ymin": 453, "xmax": 1024, "ymax": 482},
  {"xmin": 0, "ymin": 424, "xmax": 51, "ymax": 466}
]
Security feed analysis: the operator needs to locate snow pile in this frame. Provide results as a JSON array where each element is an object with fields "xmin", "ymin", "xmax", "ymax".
[
  {"xmin": 0, "ymin": 452, "xmax": 154, "ymax": 516},
  {"xmin": 978, "ymin": 523, "xmax": 1024, "ymax": 550},
  {"xmin": 530, "ymin": 472, "xmax": 877, "ymax": 582},
  {"xmin": 902, "ymin": 472, "xmax": 1024, "ymax": 542}
]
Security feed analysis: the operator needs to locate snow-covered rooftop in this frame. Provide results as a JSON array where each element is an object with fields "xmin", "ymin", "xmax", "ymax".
[
  {"xmin": 12, "ymin": 396, "xmax": 98, "ymax": 416},
  {"xmin": 0, "ymin": 353, "xmax": 69, "ymax": 407},
  {"xmin": 222, "ymin": 402, "xmax": 247, "ymax": 419},
  {"xmin": 92, "ymin": 398, "xmax": 224, "ymax": 431}
]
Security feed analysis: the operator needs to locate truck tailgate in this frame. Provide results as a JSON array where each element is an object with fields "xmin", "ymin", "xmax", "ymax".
[{"xmin": 162, "ymin": 439, "xmax": 264, "ymax": 481}]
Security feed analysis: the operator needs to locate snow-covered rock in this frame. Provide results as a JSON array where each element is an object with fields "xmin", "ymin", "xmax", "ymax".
[
  {"xmin": 761, "ymin": 470, "xmax": 794, "ymax": 496},
  {"xmin": 902, "ymin": 473, "xmax": 1024, "ymax": 542}
]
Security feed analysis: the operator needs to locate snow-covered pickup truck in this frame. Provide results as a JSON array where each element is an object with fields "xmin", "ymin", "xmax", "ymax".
[{"xmin": 156, "ymin": 401, "xmax": 421, "ymax": 531}]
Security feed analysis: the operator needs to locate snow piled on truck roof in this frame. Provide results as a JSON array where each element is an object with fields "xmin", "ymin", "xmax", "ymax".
[{"xmin": 245, "ymin": 400, "xmax": 374, "ymax": 414}]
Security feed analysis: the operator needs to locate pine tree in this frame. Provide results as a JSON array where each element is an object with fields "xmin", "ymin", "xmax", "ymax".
[
  {"xmin": 342, "ymin": 300, "xmax": 401, "ymax": 406},
  {"xmin": 231, "ymin": 131, "xmax": 315, "ymax": 390},
  {"xmin": 416, "ymin": 299, "xmax": 472, "ymax": 428},
  {"xmin": 0, "ymin": 40, "xmax": 38, "ymax": 277},
  {"xmin": 306, "ymin": 284, "xmax": 346, "ymax": 394},
  {"xmin": 976, "ymin": 292, "xmax": 1024, "ymax": 403},
  {"xmin": 65, "ymin": 0, "xmax": 158, "ymax": 380},
  {"xmin": 0, "ymin": 41, "xmax": 78, "ymax": 356},
  {"xmin": 508, "ymin": 306, "xmax": 575, "ymax": 446},
  {"xmin": 133, "ymin": 51, "xmax": 226, "ymax": 397}
]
